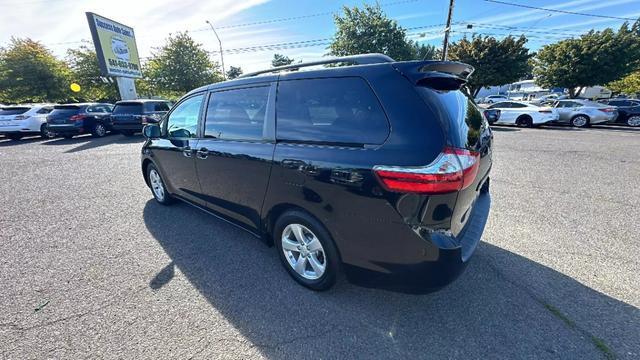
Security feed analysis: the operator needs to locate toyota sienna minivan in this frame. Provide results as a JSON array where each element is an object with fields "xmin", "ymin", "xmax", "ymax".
[{"xmin": 140, "ymin": 54, "xmax": 493, "ymax": 293}]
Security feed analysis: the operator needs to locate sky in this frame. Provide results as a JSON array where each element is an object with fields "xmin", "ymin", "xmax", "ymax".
[{"xmin": 1, "ymin": 0, "xmax": 639, "ymax": 73}]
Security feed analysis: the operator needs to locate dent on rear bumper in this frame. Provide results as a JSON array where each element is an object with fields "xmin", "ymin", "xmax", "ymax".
[{"xmin": 343, "ymin": 192, "xmax": 491, "ymax": 294}]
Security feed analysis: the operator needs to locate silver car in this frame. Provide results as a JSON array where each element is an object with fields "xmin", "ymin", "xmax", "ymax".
[{"xmin": 551, "ymin": 99, "xmax": 618, "ymax": 127}]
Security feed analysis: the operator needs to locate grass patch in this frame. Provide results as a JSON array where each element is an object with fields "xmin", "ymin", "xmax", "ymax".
[
  {"xmin": 590, "ymin": 336, "xmax": 615, "ymax": 360},
  {"xmin": 542, "ymin": 302, "xmax": 616, "ymax": 359},
  {"xmin": 543, "ymin": 303, "xmax": 576, "ymax": 329}
]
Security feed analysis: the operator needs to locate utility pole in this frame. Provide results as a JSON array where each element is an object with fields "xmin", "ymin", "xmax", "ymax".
[
  {"xmin": 441, "ymin": 0, "xmax": 455, "ymax": 61},
  {"xmin": 206, "ymin": 20, "xmax": 227, "ymax": 80}
]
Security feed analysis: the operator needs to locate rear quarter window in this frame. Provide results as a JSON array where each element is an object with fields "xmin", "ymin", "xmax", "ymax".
[
  {"xmin": 113, "ymin": 103, "xmax": 143, "ymax": 114},
  {"xmin": 276, "ymin": 77, "xmax": 389, "ymax": 145}
]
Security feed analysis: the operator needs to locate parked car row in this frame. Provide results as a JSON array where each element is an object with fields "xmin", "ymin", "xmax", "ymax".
[
  {"xmin": 485, "ymin": 99, "xmax": 635, "ymax": 128},
  {"xmin": 0, "ymin": 99, "xmax": 172, "ymax": 140}
]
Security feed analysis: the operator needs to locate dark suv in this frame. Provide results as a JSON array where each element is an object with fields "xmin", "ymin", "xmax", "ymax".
[
  {"xmin": 46, "ymin": 103, "xmax": 113, "ymax": 139},
  {"xmin": 111, "ymin": 99, "xmax": 171, "ymax": 136},
  {"xmin": 140, "ymin": 54, "xmax": 493, "ymax": 293}
]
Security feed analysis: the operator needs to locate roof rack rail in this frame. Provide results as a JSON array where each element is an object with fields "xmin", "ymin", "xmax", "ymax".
[{"xmin": 239, "ymin": 53, "xmax": 394, "ymax": 78}]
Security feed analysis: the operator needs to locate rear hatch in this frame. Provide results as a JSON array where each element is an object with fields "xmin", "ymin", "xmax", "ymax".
[
  {"xmin": 384, "ymin": 61, "xmax": 493, "ymax": 236},
  {"xmin": 111, "ymin": 102, "xmax": 144, "ymax": 124},
  {"xmin": 48, "ymin": 105, "xmax": 83, "ymax": 124},
  {"xmin": 0, "ymin": 107, "xmax": 31, "ymax": 125}
]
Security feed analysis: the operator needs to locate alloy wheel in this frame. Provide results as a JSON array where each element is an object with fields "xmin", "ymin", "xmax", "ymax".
[
  {"xmin": 281, "ymin": 223, "xmax": 326, "ymax": 280},
  {"xmin": 95, "ymin": 124, "xmax": 106, "ymax": 137},
  {"xmin": 627, "ymin": 116, "xmax": 640, "ymax": 127},
  {"xmin": 149, "ymin": 169, "xmax": 165, "ymax": 202},
  {"xmin": 572, "ymin": 116, "xmax": 588, "ymax": 127}
]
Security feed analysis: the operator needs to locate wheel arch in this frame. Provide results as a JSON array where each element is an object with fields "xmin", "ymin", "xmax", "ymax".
[
  {"xmin": 262, "ymin": 204, "xmax": 342, "ymax": 259},
  {"xmin": 141, "ymin": 158, "xmax": 154, "ymax": 188}
]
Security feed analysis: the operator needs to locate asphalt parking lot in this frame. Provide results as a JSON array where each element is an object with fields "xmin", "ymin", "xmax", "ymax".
[{"xmin": 1, "ymin": 125, "xmax": 638, "ymax": 359}]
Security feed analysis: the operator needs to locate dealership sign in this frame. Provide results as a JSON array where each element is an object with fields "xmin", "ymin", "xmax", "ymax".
[{"xmin": 86, "ymin": 12, "xmax": 142, "ymax": 78}]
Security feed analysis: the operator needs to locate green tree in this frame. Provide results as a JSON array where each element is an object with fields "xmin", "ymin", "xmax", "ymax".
[
  {"xmin": 271, "ymin": 53, "xmax": 295, "ymax": 67},
  {"xmin": 448, "ymin": 35, "xmax": 533, "ymax": 97},
  {"xmin": 413, "ymin": 43, "xmax": 439, "ymax": 60},
  {"xmin": 226, "ymin": 66, "xmax": 243, "ymax": 79},
  {"xmin": 534, "ymin": 21, "xmax": 640, "ymax": 98},
  {"xmin": 328, "ymin": 3, "xmax": 415, "ymax": 61},
  {"xmin": 608, "ymin": 71, "xmax": 640, "ymax": 95},
  {"xmin": 66, "ymin": 45, "xmax": 119, "ymax": 102},
  {"xmin": 145, "ymin": 32, "xmax": 222, "ymax": 98},
  {"xmin": 0, "ymin": 38, "xmax": 70, "ymax": 103}
]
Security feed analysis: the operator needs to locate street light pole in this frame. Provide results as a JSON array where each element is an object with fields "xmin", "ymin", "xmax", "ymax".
[
  {"xmin": 441, "ymin": 0, "xmax": 455, "ymax": 61},
  {"xmin": 206, "ymin": 20, "xmax": 227, "ymax": 80}
]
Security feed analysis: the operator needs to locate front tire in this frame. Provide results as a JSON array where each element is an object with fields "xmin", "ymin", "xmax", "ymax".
[
  {"xmin": 626, "ymin": 115, "xmax": 640, "ymax": 127},
  {"xmin": 92, "ymin": 123, "xmax": 107, "ymax": 137},
  {"xmin": 146, "ymin": 164, "xmax": 174, "ymax": 205},
  {"xmin": 571, "ymin": 115, "xmax": 590, "ymax": 128},
  {"xmin": 274, "ymin": 210, "xmax": 340, "ymax": 291},
  {"xmin": 40, "ymin": 124, "xmax": 55, "ymax": 139}
]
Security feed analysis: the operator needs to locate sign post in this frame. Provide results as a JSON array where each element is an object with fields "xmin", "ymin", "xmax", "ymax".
[{"xmin": 86, "ymin": 12, "xmax": 142, "ymax": 100}]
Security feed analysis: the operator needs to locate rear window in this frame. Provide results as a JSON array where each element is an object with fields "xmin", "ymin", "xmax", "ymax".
[
  {"xmin": 145, "ymin": 102, "xmax": 170, "ymax": 112},
  {"xmin": 0, "ymin": 107, "xmax": 30, "ymax": 115},
  {"xmin": 276, "ymin": 77, "xmax": 389, "ymax": 145},
  {"xmin": 50, "ymin": 106, "xmax": 82, "ymax": 116},
  {"xmin": 113, "ymin": 103, "xmax": 143, "ymax": 114}
]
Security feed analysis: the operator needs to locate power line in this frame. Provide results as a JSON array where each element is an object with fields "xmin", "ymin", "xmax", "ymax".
[
  {"xmin": 188, "ymin": 0, "xmax": 422, "ymax": 32},
  {"xmin": 484, "ymin": 0, "xmax": 639, "ymax": 21}
]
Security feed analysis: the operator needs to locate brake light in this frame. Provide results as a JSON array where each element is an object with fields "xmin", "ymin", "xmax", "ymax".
[
  {"xmin": 598, "ymin": 108, "xmax": 615, "ymax": 113},
  {"xmin": 374, "ymin": 147, "xmax": 480, "ymax": 195},
  {"xmin": 69, "ymin": 114, "xmax": 86, "ymax": 121},
  {"xmin": 14, "ymin": 115, "xmax": 29, "ymax": 120}
]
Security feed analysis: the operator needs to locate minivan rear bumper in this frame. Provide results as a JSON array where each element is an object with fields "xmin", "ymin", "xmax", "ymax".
[{"xmin": 343, "ymin": 191, "xmax": 491, "ymax": 294}]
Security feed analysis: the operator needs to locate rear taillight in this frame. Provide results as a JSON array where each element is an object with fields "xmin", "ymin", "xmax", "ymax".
[
  {"xmin": 70, "ymin": 114, "xmax": 86, "ymax": 121},
  {"xmin": 374, "ymin": 147, "xmax": 480, "ymax": 195},
  {"xmin": 14, "ymin": 115, "xmax": 29, "ymax": 120},
  {"xmin": 598, "ymin": 108, "xmax": 616, "ymax": 113}
]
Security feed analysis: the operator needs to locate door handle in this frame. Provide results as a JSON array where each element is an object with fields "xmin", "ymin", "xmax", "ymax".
[
  {"xmin": 182, "ymin": 146, "xmax": 192, "ymax": 158},
  {"xmin": 196, "ymin": 148, "xmax": 209, "ymax": 159}
]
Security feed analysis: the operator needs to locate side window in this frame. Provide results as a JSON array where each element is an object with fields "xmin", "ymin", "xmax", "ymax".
[
  {"xmin": 36, "ymin": 107, "xmax": 52, "ymax": 114},
  {"xmin": 204, "ymin": 86, "xmax": 269, "ymax": 140},
  {"xmin": 511, "ymin": 103, "xmax": 527, "ymax": 108},
  {"xmin": 166, "ymin": 94, "xmax": 204, "ymax": 138},
  {"xmin": 276, "ymin": 77, "xmax": 389, "ymax": 145}
]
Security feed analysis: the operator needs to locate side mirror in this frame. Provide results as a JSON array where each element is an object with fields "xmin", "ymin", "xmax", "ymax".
[{"xmin": 143, "ymin": 124, "xmax": 161, "ymax": 139}]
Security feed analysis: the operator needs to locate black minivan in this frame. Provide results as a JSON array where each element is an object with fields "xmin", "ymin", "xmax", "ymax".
[{"xmin": 140, "ymin": 54, "xmax": 493, "ymax": 293}]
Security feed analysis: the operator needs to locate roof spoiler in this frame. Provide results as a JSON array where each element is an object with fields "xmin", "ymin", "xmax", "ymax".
[{"xmin": 392, "ymin": 61, "xmax": 474, "ymax": 91}]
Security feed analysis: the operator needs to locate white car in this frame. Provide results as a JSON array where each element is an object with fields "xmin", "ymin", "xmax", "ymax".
[
  {"xmin": 487, "ymin": 101, "xmax": 559, "ymax": 127},
  {"xmin": 0, "ymin": 104, "xmax": 55, "ymax": 140},
  {"xmin": 483, "ymin": 95, "xmax": 509, "ymax": 104}
]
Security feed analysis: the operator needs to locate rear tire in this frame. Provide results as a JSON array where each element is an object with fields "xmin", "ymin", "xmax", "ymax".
[
  {"xmin": 626, "ymin": 115, "xmax": 640, "ymax": 127},
  {"xmin": 7, "ymin": 134, "xmax": 23, "ymax": 141},
  {"xmin": 274, "ymin": 210, "xmax": 340, "ymax": 291},
  {"xmin": 146, "ymin": 163, "xmax": 174, "ymax": 205},
  {"xmin": 40, "ymin": 124, "xmax": 55, "ymax": 139},
  {"xmin": 92, "ymin": 123, "xmax": 107, "ymax": 138},
  {"xmin": 121, "ymin": 130, "xmax": 135, "ymax": 136},
  {"xmin": 571, "ymin": 115, "xmax": 590, "ymax": 128},
  {"xmin": 516, "ymin": 115, "xmax": 533, "ymax": 128}
]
